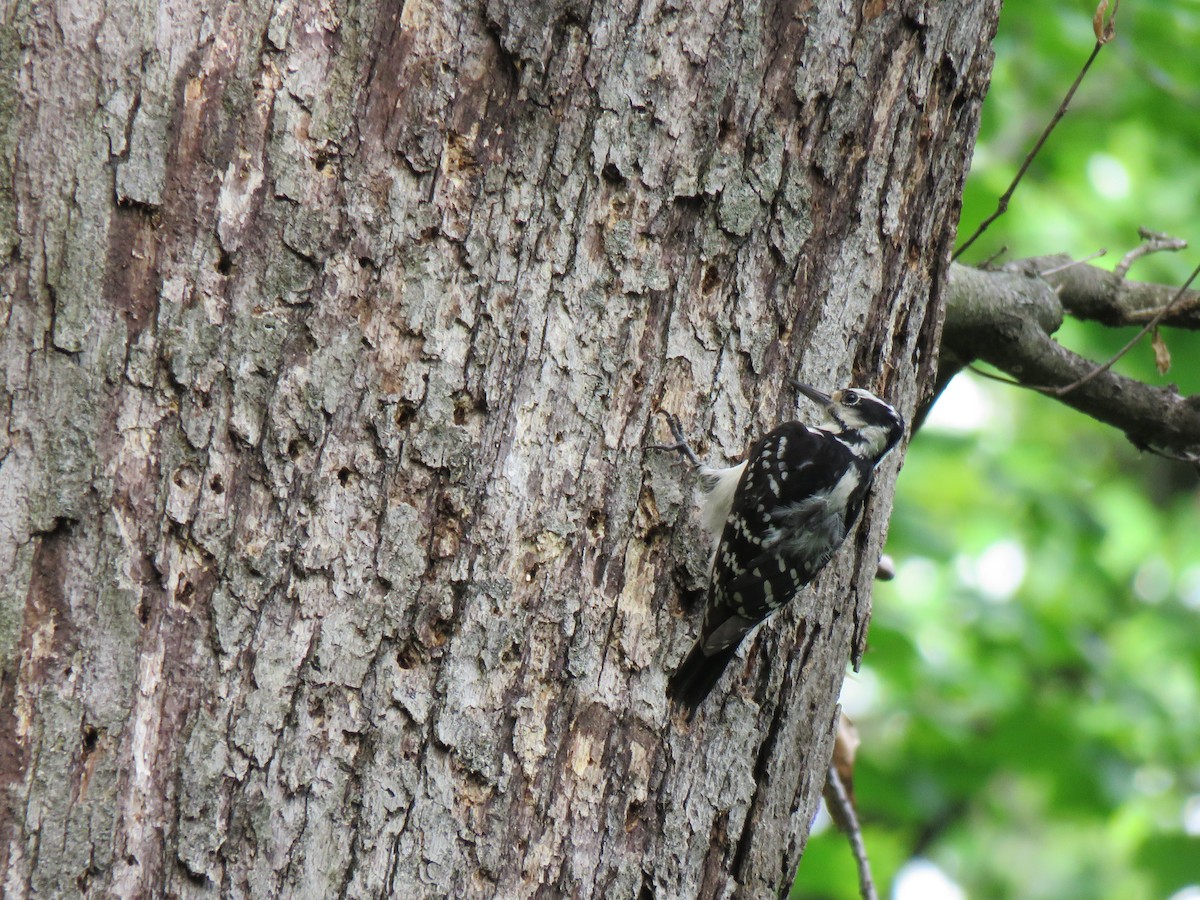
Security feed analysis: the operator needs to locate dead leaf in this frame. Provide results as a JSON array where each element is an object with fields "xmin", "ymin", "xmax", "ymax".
[
  {"xmin": 831, "ymin": 712, "xmax": 860, "ymax": 789},
  {"xmin": 824, "ymin": 711, "xmax": 862, "ymax": 833},
  {"xmin": 1093, "ymin": 0, "xmax": 1119, "ymax": 44},
  {"xmin": 1152, "ymin": 327, "xmax": 1171, "ymax": 375}
]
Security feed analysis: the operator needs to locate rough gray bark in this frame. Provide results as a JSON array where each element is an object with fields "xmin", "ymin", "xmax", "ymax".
[{"xmin": 0, "ymin": 1, "xmax": 999, "ymax": 897}]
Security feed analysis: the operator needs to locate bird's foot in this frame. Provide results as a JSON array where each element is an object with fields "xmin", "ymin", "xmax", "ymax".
[{"xmin": 648, "ymin": 411, "xmax": 702, "ymax": 468}]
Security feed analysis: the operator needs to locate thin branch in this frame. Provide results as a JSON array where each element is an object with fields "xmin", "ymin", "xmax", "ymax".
[
  {"xmin": 825, "ymin": 765, "xmax": 878, "ymax": 900},
  {"xmin": 965, "ymin": 364, "xmax": 1022, "ymax": 387},
  {"xmin": 1047, "ymin": 259, "xmax": 1200, "ymax": 397},
  {"xmin": 1039, "ymin": 249, "xmax": 1106, "ymax": 278},
  {"xmin": 954, "ymin": 41, "xmax": 1106, "ymax": 261},
  {"xmin": 1143, "ymin": 445, "xmax": 1200, "ymax": 468},
  {"xmin": 1114, "ymin": 228, "xmax": 1187, "ymax": 278},
  {"xmin": 979, "ymin": 245, "xmax": 1009, "ymax": 270}
]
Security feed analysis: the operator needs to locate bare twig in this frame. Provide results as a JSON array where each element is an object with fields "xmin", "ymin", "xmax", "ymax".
[
  {"xmin": 1114, "ymin": 228, "xmax": 1187, "ymax": 278},
  {"xmin": 965, "ymin": 364, "xmax": 1022, "ymax": 387},
  {"xmin": 954, "ymin": 13, "xmax": 1112, "ymax": 262},
  {"xmin": 1048, "ymin": 259, "xmax": 1200, "ymax": 397},
  {"xmin": 980, "ymin": 245, "xmax": 1009, "ymax": 270},
  {"xmin": 1143, "ymin": 445, "xmax": 1200, "ymax": 469},
  {"xmin": 1039, "ymin": 249, "xmax": 1107, "ymax": 278},
  {"xmin": 825, "ymin": 764, "xmax": 877, "ymax": 900}
]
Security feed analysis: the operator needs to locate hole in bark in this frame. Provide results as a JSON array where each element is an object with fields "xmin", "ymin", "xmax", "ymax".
[
  {"xmin": 587, "ymin": 509, "xmax": 605, "ymax": 533},
  {"xmin": 358, "ymin": 256, "xmax": 374, "ymax": 269},
  {"xmin": 428, "ymin": 617, "xmax": 453, "ymax": 646},
  {"xmin": 518, "ymin": 328, "xmax": 529, "ymax": 343},
  {"xmin": 77, "ymin": 866, "xmax": 105, "ymax": 894},
  {"xmin": 82, "ymin": 724, "xmax": 98, "ymax": 753},
  {"xmin": 396, "ymin": 646, "xmax": 417, "ymax": 669},
  {"xmin": 700, "ymin": 265, "xmax": 720, "ymax": 294},
  {"xmin": 452, "ymin": 391, "xmax": 479, "ymax": 426},
  {"xmin": 601, "ymin": 161, "xmax": 625, "ymax": 184},
  {"xmin": 337, "ymin": 466, "xmax": 352, "ymax": 485},
  {"xmin": 625, "ymin": 799, "xmax": 645, "ymax": 833},
  {"xmin": 175, "ymin": 579, "xmax": 194, "ymax": 608},
  {"xmin": 287, "ymin": 438, "xmax": 303, "ymax": 459},
  {"xmin": 216, "ymin": 250, "xmax": 233, "ymax": 275},
  {"xmin": 674, "ymin": 569, "xmax": 705, "ymax": 612},
  {"xmin": 637, "ymin": 872, "xmax": 655, "ymax": 900},
  {"xmin": 178, "ymin": 860, "xmax": 210, "ymax": 886},
  {"xmin": 314, "ymin": 151, "xmax": 330, "ymax": 171},
  {"xmin": 209, "ymin": 475, "xmax": 224, "ymax": 494},
  {"xmin": 395, "ymin": 401, "xmax": 417, "ymax": 428}
]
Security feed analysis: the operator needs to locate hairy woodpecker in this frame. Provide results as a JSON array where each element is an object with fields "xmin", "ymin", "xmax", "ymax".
[{"xmin": 654, "ymin": 380, "xmax": 905, "ymax": 716}]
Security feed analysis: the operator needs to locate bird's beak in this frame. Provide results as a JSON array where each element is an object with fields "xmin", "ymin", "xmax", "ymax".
[{"xmin": 788, "ymin": 379, "xmax": 834, "ymax": 408}]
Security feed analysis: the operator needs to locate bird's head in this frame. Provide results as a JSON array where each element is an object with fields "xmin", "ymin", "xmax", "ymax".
[{"xmin": 790, "ymin": 380, "xmax": 905, "ymax": 462}]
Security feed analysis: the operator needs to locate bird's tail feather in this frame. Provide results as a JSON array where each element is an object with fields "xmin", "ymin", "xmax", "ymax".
[{"xmin": 667, "ymin": 641, "xmax": 738, "ymax": 717}]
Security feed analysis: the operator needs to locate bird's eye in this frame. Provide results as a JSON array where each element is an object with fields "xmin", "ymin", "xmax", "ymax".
[{"xmin": 843, "ymin": 391, "xmax": 859, "ymax": 406}]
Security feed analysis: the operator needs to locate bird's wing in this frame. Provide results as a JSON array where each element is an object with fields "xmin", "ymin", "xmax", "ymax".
[{"xmin": 700, "ymin": 423, "xmax": 864, "ymax": 652}]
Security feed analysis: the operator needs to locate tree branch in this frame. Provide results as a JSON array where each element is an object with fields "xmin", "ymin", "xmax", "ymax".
[
  {"xmin": 1009, "ymin": 255, "xmax": 1200, "ymax": 329},
  {"xmin": 939, "ymin": 264, "xmax": 1200, "ymax": 463},
  {"xmin": 824, "ymin": 764, "xmax": 878, "ymax": 900}
]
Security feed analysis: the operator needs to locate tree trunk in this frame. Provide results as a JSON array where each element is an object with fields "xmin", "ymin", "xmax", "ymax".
[{"xmin": 0, "ymin": 1, "xmax": 999, "ymax": 897}]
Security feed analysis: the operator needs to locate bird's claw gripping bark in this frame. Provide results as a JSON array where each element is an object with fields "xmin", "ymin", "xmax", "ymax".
[{"xmin": 649, "ymin": 410, "xmax": 702, "ymax": 468}]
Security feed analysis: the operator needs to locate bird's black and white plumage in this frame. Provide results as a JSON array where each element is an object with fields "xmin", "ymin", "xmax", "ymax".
[{"xmin": 660, "ymin": 381, "xmax": 905, "ymax": 716}]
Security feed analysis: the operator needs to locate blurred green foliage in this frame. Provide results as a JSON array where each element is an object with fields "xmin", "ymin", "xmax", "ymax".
[{"xmin": 795, "ymin": 2, "xmax": 1200, "ymax": 897}]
